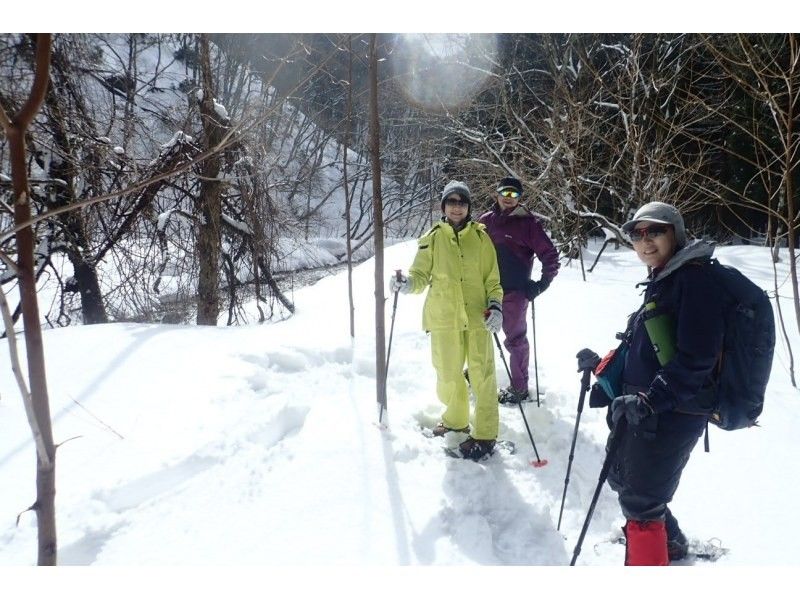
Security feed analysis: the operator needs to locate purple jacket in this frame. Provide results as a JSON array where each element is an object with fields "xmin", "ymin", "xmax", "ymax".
[{"xmin": 478, "ymin": 204, "xmax": 560, "ymax": 292}]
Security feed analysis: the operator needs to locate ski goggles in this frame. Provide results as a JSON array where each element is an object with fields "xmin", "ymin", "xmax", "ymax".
[
  {"xmin": 444, "ymin": 196, "xmax": 470, "ymax": 207},
  {"xmin": 498, "ymin": 189, "xmax": 520, "ymax": 198},
  {"xmin": 629, "ymin": 224, "xmax": 671, "ymax": 242}
]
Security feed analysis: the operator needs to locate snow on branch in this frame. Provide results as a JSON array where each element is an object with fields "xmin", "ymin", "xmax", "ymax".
[{"xmin": 222, "ymin": 213, "xmax": 253, "ymax": 235}]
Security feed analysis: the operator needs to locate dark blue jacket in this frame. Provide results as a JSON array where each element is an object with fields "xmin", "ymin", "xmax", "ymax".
[{"xmin": 622, "ymin": 241, "xmax": 725, "ymax": 414}]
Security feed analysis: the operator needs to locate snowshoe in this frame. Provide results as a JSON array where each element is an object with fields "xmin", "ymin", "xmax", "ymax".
[
  {"xmin": 458, "ymin": 436, "xmax": 496, "ymax": 460},
  {"xmin": 605, "ymin": 534, "xmax": 729, "ymax": 563},
  {"xmin": 442, "ymin": 438, "xmax": 515, "ymax": 460},
  {"xmin": 498, "ymin": 386, "xmax": 530, "ymax": 405}
]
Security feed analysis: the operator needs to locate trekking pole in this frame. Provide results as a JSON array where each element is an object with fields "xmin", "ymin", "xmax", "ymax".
[
  {"xmin": 531, "ymin": 301, "xmax": 541, "ymax": 407},
  {"xmin": 384, "ymin": 270, "xmax": 403, "ymax": 382},
  {"xmin": 380, "ymin": 269, "xmax": 402, "ymax": 424},
  {"xmin": 557, "ymin": 367, "xmax": 592, "ymax": 531},
  {"xmin": 570, "ymin": 417, "xmax": 627, "ymax": 566},
  {"xmin": 491, "ymin": 331, "xmax": 548, "ymax": 468}
]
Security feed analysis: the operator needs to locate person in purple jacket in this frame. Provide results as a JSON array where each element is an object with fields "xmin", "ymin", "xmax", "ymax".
[{"xmin": 478, "ymin": 177, "xmax": 560, "ymax": 403}]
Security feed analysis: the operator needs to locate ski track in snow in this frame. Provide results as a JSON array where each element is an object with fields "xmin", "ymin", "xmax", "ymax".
[
  {"xmin": 381, "ymin": 383, "xmax": 614, "ymax": 565},
  {"xmin": 57, "ymin": 399, "xmax": 311, "ymax": 565},
  {"xmin": 0, "ymin": 331, "xmax": 625, "ymax": 566},
  {"xmin": 3, "ymin": 345, "xmax": 317, "ymax": 565}
]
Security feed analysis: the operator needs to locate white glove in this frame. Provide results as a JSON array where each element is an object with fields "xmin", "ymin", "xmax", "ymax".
[
  {"xmin": 484, "ymin": 300, "xmax": 503, "ymax": 334},
  {"xmin": 389, "ymin": 273, "xmax": 413, "ymax": 294}
]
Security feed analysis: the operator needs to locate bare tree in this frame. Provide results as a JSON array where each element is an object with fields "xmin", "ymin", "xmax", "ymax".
[
  {"xmin": 195, "ymin": 34, "xmax": 225, "ymax": 325},
  {"xmin": 0, "ymin": 33, "xmax": 57, "ymax": 566},
  {"xmin": 369, "ymin": 34, "xmax": 387, "ymax": 422},
  {"xmin": 343, "ymin": 34, "xmax": 356, "ymax": 338},
  {"xmin": 700, "ymin": 34, "xmax": 799, "ymax": 332}
]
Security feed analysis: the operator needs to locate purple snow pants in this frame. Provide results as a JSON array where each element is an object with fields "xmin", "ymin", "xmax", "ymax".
[{"xmin": 501, "ymin": 290, "xmax": 530, "ymax": 392}]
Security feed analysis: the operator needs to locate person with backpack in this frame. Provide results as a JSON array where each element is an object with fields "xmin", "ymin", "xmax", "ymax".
[
  {"xmin": 390, "ymin": 180, "xmax": 504, "ymax": 460},
  {"xmin": 580, "ymin": 202, "xmax": 728, "ymax": 565},
  {"xmin": 478, "ymin": 176, "xmax": 560, "ymax": 404}
]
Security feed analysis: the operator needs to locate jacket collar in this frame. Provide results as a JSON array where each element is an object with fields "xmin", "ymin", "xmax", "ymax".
[
  {"xmin": 439, "ymin": 218, "xmax": 477, "ymax": 236},
  {"xmin": 441, "ymin": 214, "xmax": 472, "ymax": 230},
  {"xmin": 492, "ymin": 203, "xmax": 531, "ymax": 218}
]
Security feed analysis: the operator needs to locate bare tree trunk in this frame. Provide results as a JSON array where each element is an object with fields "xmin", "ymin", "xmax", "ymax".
[
  {"xmin": 369, "ymin": 34, "xmax": 387, "ymax": 421},
  {"xmin": 0, "ymin": 33, "xmax": 57, "ymax": 566},
  {"xmin": 196, "ymin": 34, "xmax": 224, "ymax": 325},
  {"xmin": 344, "ymin": 35, "xmax": 355, "ymax": 339},
  {"xmin": 772, "ymin": 244, "xmax": 797, "ymax": 387},
  {"xmin": 783, "ymin": 94, "xmax": 800, "ymax": 339},
  {"xmin": 68, "ymin": 261, "xmax": 107, "ymax": 323}
]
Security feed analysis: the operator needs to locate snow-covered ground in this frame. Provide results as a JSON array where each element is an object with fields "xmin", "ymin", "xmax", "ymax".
[{"xmin": 1, "ymin": 239, "xmax": 798, "ymax": 592}]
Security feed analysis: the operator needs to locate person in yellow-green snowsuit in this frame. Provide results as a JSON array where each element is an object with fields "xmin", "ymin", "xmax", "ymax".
[{"xmin": 390, "ymin": 180, "xmax": 503, "ymax": 460}]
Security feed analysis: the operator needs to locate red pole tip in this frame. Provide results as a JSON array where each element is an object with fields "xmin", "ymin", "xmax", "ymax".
[{"xmin": 531, "ymin": 459, "xmax": 548, "ymax": 468}]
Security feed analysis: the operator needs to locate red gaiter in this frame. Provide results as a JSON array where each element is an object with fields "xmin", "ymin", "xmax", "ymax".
[{"xmin": 624, "ymin": 520, "xmax": 669, "ymax": 566}]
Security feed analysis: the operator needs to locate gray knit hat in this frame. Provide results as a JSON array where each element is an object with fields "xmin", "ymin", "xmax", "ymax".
[
  {"xmin": 622, "ymin": 201, "xmax": 687, "ymax": 247},
  {"xmin": 440, "ymin": 180, "xmax": 471, "ymax": 212}
]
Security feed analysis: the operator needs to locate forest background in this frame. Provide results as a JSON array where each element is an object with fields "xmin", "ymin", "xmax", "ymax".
[
  {"xmin": 1, "ymin": 27, "xmax": 798, "ymax": 334},
  {"xmin": 1, "ymin": 2, "xmax": 798, "ymax": 590}
]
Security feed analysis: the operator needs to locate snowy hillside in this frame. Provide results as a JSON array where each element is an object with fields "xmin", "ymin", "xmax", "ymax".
[
  {"xmin": 3, "ymin": 34, "xmax": 426, "ymax": 328},
  {"xmin": 1, "ymin": 239, "xmax": 798, "ymax": 591}
]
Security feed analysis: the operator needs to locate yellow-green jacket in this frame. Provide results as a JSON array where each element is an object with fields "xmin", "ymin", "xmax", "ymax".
[{"xmin": 408, "ymin": 220, "xmax": 503, "ymax": 332}]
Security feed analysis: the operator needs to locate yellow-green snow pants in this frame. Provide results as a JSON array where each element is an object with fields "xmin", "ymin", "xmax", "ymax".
[{"xmin": 430, "ymin": 328, "xmax": 498, "ymax": 440}]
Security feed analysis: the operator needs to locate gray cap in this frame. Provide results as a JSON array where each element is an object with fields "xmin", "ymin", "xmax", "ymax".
[
  {"xmin": 622, "ymin": 201, "xmax": 686, "ymax": 247},
  {"xmin": 441, "ymin": 180, "xmax": 471, "ymax": 212}
]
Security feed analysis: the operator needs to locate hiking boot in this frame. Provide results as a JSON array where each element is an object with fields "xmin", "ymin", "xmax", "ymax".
[
  {"xmin": 665, "ymin": 509, "xmax": 688, "ymax": 562},
  {"xmin": 458, "ymin": 436, "xmax": 496, "ymax": 460},
  {"xmin": 667, "ymin": 529, "xmax": 689, "ymax": 561},
  {"xmin": 432, "ymin": 422, "xmax": 470, "ymax": 437},
  {"xmin": 498, "ymin": 386, "xmax": 529, "ymax": 405}
]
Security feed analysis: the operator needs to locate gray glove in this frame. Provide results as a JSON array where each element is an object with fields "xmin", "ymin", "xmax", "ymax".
[
  {"xmin": 611, "ymin": 393, "xmax": 654, "ymax": 427},
  {"xmin": 389, "ymin": 273, "xmax": 413, "ymax": 294},
  {"xmin": 484, "ymin": 300, "xmax": 503, "ymax": 334}
]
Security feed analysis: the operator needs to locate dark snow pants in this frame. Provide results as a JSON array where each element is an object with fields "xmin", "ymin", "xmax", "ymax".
[
  {"xmin": 501, "ymin": 290, "xmax": 530, "ymax": 392},
  {"xmin": 606, "ymin": 410, "xmax": 706, "ymax": 522}
]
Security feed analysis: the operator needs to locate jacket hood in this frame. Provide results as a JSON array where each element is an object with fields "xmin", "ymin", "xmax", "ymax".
[{"xmin": 650, "ymin": 239, "xmax": 715, "ymax": 283}]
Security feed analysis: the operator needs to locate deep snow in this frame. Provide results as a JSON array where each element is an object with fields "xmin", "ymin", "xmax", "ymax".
[{"xmin": 0, "ymin": 239, "xmax": 798, "ymax": 593}]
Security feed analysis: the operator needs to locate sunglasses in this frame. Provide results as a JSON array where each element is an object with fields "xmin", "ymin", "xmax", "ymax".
[
  {"xmin": 629, "ymin": 224, "xmax": 671, "ymax": 242},
  {"xmin": 444, "ymin": 197, "xmax": 469, "ymax": 207},
  {"xmin": 499, "ymin": 189, "xmax": 520, "ymax": 198}
]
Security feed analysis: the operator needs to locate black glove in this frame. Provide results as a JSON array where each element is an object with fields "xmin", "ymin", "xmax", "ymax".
[
  {"xmin": 526, "ymin": 278, "xmax": 551, "ymax": 301},
  {"xmin": 576, "ymin": 348, "xmax": 601, "ymax": 373},
  {"xmin": 610, "ymin": 393, "xmax": 654, "ymax": 427}
]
